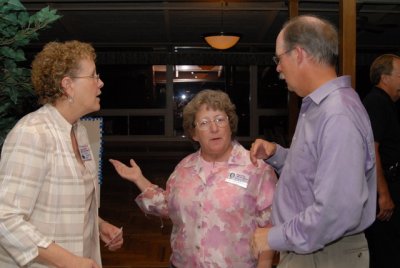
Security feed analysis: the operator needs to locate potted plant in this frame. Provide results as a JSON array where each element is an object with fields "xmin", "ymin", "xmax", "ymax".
[{"xmin": 0, "ymin": 0, "xmax": 60, "ymax": 148}]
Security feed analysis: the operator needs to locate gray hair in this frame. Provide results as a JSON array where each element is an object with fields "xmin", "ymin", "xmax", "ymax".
[{"xmin": 281, "ymin": 15, "xmax": 338, "ymax": 66}]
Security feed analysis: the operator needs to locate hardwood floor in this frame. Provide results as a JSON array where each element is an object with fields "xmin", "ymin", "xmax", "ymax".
[{"xmin": 99, "ymin": 156, "xmax": 178, "ymax": 268}]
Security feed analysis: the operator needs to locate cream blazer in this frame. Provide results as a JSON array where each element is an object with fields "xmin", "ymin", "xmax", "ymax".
[{"xmin": 0, "ymin": 104, "xmax": 101, "ymax": 267}]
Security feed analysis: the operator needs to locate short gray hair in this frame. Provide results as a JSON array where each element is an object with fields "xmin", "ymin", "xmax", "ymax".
[{"xmin": 281, "ymin": 15, "xmax": 338, "ymax": 66}]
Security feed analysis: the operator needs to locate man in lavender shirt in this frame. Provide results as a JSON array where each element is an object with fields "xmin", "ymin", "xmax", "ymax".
[{"xmin": 249, "ymin": 15, "xmax": 377, "ymax": 268}]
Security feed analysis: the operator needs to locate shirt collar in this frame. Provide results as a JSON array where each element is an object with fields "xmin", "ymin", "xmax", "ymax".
[
  {"xmin": 304, "ymin": 76, "xmax": 352, "ymax": 105},
  {"xmin": 44, "ymin": 104, "xmax": 75, "ymax": 132},
  {"xmin": 183, "ymin": 140, "xmax": 250, "ymax": 168},
  {"xmin": 372, "ymin": 86, "xmax": 393, "ymax": 102}
]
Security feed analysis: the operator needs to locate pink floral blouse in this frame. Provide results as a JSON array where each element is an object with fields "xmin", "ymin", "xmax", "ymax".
[{"xmin": 136, "ymin": 141, "xmax": 277, "ymax": 267}]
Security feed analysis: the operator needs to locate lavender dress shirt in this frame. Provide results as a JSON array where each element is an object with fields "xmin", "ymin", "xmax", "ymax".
[{"xmin": 267, "ymin": 76, "xmax": 377, "ymax": 253}]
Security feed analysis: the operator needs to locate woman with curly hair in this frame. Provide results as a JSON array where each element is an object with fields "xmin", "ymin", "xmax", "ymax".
[
  {"xmin": 110, "ymin": 89, "xmax": 277, "ymax": 268},
  {"xmin": 0, "ymin": 40, "xmax": 123, "ymax": 267}
]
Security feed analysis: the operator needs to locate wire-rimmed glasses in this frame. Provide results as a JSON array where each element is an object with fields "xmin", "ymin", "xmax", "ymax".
[
  {"xmin": 70, "ymin": 73, "xmax": 100, "ymax": 82},
  {"xmin": 272, "ymin": 48, "xmax": 295, "ymax": 65},
  {"xmin": 195, "ymin": 115, "xmax": 229, "ymax": 131}
]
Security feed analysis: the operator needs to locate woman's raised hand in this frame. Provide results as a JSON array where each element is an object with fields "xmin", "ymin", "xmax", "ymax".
[{"xmin": 109, "ymin": 159, "xmax": 143, "ymax": 183}]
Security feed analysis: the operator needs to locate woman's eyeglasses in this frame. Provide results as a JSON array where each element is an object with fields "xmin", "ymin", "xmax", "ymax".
[
  {"xmin": 70, "ymin": 73, "xmax": 100, "ymax": 82},
  {"xmin": 195, "ymin": 116, "xmax": 229, "ymax": 131}
]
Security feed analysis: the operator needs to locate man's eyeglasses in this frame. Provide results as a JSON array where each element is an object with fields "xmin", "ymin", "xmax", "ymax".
[
  {"xmin": 195, "ymin": 115, "xmax": 229, "ymax": 131},
  {"xmin": 272, "ymin": 48, "xmax": 294, "ymax": 65},
  {"xmin": 70, "ymin": 73, "xmax": 100, "ymax": 82}
]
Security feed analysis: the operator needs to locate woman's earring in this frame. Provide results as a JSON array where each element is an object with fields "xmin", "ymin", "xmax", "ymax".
[{"xmin": 68, "ymin": 96, "xmax": 73, "ymax": 103}]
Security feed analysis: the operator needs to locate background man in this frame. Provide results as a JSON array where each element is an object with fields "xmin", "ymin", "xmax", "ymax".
[{"xmin": 363, "ymin": 53, "xmax": 400, "ymax": 268}]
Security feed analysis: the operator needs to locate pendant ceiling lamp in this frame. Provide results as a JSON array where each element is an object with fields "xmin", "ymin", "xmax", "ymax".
[{"xmin": 203, "ymin": 1, "xmax": 241, "ymax": 50}]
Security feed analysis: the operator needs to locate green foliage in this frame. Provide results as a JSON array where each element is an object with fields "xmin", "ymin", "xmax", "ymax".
[{"xmin": 0, "ymin": 0, "xmax": 60, "ymax": 147}]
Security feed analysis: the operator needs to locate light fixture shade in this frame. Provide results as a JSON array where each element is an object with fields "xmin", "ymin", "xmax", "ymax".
[{"xmin": 203, "ymin": 32, "xmax": 241, "ymax": 50}]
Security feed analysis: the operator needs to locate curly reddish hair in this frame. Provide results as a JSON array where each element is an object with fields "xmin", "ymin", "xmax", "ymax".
[{"xmin": 31, "ymin": 40, "xmax": 96, "ymax": 104}]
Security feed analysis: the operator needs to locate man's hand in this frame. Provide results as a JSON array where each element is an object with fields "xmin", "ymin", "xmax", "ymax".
[
  {"xmin": 250, "ymin": 139, "xmax": 277, "ymax": 166},
  {"xmin": 256, "ymin": 249, "xmax": 275, "ymax": 268},
  {"xmin": 377, "ymin": 191, "xmax": 395, "ymax": 221},
  {"xmin": 251, "ymin": 227, "xmax": 271, "ymax": 259}
]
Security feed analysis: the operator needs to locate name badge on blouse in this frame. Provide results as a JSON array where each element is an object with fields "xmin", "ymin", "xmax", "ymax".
[
  {"xmin": 79, "ymin": 145, "xmax": 92, "ymax": 161},
  {"xmin": 226, "ymin": 172, "xmax": 249, "ymax": 188}
]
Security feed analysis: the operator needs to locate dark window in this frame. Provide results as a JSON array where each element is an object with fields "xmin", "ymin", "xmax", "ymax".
[
  {"xmin": 99, "ymin": 65, "xmax": 166, "ymax": 109},
  {"xmin": 257, "ymin": 65, "xmax": 288, "ymax": 109},
  {"xmin": 259, "ymin": 116, "xmax": 288, "ymax": 146},
  {"xmin": 103, "ymin": 116, "xmax": 128, "ymax": 135},
  {"xmin": 129, "ymin": 116, "xmax": 164, "ymax": 135}
]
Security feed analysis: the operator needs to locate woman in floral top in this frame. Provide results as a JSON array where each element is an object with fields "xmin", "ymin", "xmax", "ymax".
[{"xmin": 110, "ymin": 90, "xmax": 277, "ymax": 268}]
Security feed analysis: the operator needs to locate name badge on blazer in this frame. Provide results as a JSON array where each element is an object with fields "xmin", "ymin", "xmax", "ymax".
[
  {"xmin": 79, "ymin": 145, "xmax": 92, "ymax": 161},
  {"xmin": 226, "ymin": 172, "xmax": 249, "ymax": 188}
]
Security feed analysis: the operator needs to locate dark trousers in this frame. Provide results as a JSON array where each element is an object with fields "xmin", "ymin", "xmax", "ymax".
[{"xmin": 365, "ymin": 181, "xmax": 400, "ymax": 268}]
